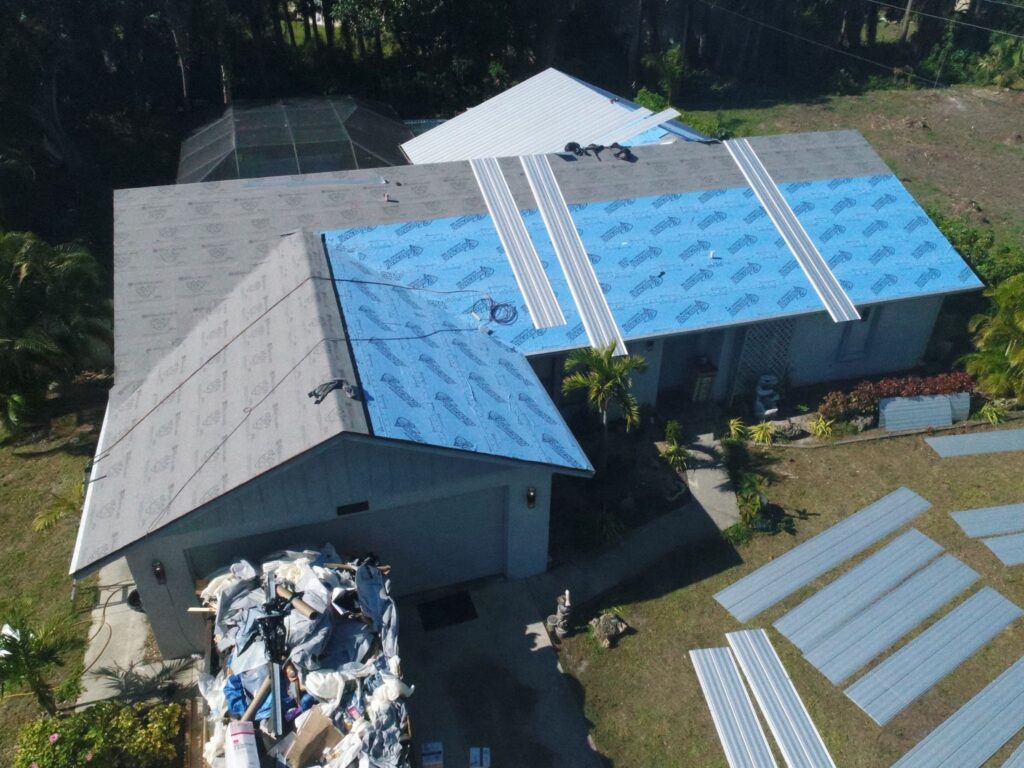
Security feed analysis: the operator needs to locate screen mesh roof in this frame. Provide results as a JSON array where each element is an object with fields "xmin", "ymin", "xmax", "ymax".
[{"xmin": 176, "ymin": 97, "xmax": 414, "ymax": 183}]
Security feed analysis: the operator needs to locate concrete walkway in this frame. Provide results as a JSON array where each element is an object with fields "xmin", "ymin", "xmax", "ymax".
[
  {"xmin": 77, "ymin": 558, "xmax": 199, "ymax": 707},
  {"xmin": 683, "ymin": 433, "xmax": 741, "ymax": 530},
  {"xmin": 402, "ymin": 498, "xmax": 730, "ymax": 767}
]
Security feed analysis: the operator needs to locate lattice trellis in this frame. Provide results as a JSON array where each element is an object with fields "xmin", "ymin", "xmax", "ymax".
[{"xmin": 729, "ymin": 319, "xmax": 795, "ymax": 405}]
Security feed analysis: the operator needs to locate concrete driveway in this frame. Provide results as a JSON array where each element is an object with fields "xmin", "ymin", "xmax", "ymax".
[
  {"xmin": 399, "ymin": 576, "xmax": 604, "ymax": 768},
  {"xmin": 399, "ymin": 498, "xmax": 727, "ymax": 767}
]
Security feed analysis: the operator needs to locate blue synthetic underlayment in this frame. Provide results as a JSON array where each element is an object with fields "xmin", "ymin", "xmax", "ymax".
[
  {"xmin": 983, "ymin": 533, "xmax": 1024, "ymax": 567},
  {"xmin": 326, "ymin": 250, "xmax": 592, "ymax": 472},
  {"xmin": 779, "ymin": 174, "xmax": 984, "ymax": 304},
  {"xmin": 323, "ymin": 174, "xmax": 979, "ymax": 359}
]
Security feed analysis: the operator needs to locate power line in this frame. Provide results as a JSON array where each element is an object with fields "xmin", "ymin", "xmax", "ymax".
[
  {"xmin": 864, "ymin": 0, "xmax": 1024, "ymax": 40},
  {"xmin": 695, "ymin": 0, "xmax": 939, "ymax": 86}
]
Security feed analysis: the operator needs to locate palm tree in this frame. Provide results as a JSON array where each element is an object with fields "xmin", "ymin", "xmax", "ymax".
[
  {"xmin": 0, "ymin": 616, "xmax": 82, "ymax": 715},
  {"xmin": 963, "ymin": 274, "xmax": 1024, "ymax": 400},
  {"xmin": 0, "ymin": 231, "xmax": 111, "ymax": 433},
  {"xmin": 561, "ymin": 343, "xmax": 646, "ymax": 471}
]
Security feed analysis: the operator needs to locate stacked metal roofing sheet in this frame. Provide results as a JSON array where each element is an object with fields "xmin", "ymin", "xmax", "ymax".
[
  {"xmin": 879, "ymin": 395, "xmax": 955, "ymax": 431},
  {"xmin": 805, "ymin": 554, "xmax": 978, "ymax": 684},
  {"xmin": 952, "ymin": 503, "xmax": 1024, "ymax": 538},
  {"xmin": 926, "ymin": 429, "xmax": 1024, "ymax": 458},
  {"xmin": 727, "ymin": 630, "xmax": 836, "ymax": 768},
  {"xmin": 520, "ymin": 153, "xmax": 627, "ymax": 355},
  {"xmin": 983, "ymin": 535, "xmax": 1024, "ymax": 567},
  {"xmin": 1004, "ymin": 741, "xmax": 1024, "ymax": 767},
  {"xmin": 714, "ymin": 487, "xmax": 931, "ymax": 622},
  {"xmin": 774, "ymin": 529, "xmax": 943, "ymax": 653},
  {"xmin": 892, "ymin": 655, "xmax": 1024, "ymax": 767},
  {"xmin": 690, "ymin": 647, "xmax": 778, "ymax": 768},
  {"xmin": 468, "ymin": 157, "xmax": 565, "ymax": 328},
  {"xmin": 845, "ymin": 587, "xmax": 1022, "ymax": 725},
  {"xmin": 724, "ymin": 138, "xmax": 859, "ymax": 323}
]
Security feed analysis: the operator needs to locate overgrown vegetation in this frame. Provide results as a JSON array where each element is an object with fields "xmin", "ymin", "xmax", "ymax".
[
  {"xmin": 964, "ymin": 274, "xmax": 1024, "ymax": 400},
  {"xmin": 929, "ymin": 209, "xmax": 1024, "ymax": 286},
  {"xmin": 14, "ymin": 702, "xmax": 180, "ymax": 768},
  {"xmin": 818, "ymin": 371, "xmax": 975, "ymax": 421}
]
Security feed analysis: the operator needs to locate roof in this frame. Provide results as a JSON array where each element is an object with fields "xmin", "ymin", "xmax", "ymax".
[
  {"xmin": 176, "ymin": 98, "xmax": 414, "ymax": 184},
  {"xmin": 328, "ymin": 250, "xmax": 590, "ymax": 469},
  {"xmin": 73, "ymin": 233, "xmax": 366, "ymax": 573},
  {"xmin": 325, "ymin": 133, "xmax": 982, "ymax": 357},
  {"xmin": 91, "ymin": 128, "xmax": 981, "ymax": 575},
  {"xmin": 76, "ymin": 227, "xmax": 591, "ymax": 575},
  {"xmin": 400, "ymin": 68, "xmax": 705, "ymax": 164}
]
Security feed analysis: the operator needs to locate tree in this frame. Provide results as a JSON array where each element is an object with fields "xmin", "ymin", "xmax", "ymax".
[
  {"xmin": 963, "ymin": 274, "xmax": 1024, "ymax": 399},
  {"xmin": 561, "ymin": 343, "xmax": 646, "ymax": 471},
  {"xmin": 0, "ymin": 232, "xmax": 111, "ymax": 433},
  {"xmin": 0, "ymin": 617, "xmax": 82, "ymax": 716}
]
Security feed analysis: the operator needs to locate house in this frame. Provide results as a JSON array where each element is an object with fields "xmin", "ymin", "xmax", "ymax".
[{"xmin": 72, "ymin": 72, "xmax": 982, "ymax": 659}]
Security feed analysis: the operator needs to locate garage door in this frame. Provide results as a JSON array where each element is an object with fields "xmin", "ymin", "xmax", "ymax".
[{"xmin": 187, "ymin": 486, "xmax": 508, "ymax": 596}]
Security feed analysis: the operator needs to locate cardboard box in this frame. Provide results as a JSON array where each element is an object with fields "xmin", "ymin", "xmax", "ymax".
[{"xmin": 285, "ymin": 707, "xmax": 343, "ymax": 768}]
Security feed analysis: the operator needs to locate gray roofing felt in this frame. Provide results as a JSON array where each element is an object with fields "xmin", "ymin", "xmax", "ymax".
[
  {"xmin": 774, "ymin": 529, "xmax": 943, "ymax": 654},
  {"xmin": 805, "ymin": 554, "xmax": 978, "ymax": 684},
  {"xmin": 72, "ymin": 233, "xmax": 365, "ymax": 573},
  {"xmin": 892, "ymin": 655, "xmax": 1024, "ymax": 768},
  {"xmin": 952, "ymin": 503, "xmax": 1024, "ymax": 538},
  {"xmin": 925, "ymin": 428, "xmax": 1024, "ymax": 458},
  {"xmin": 727, "ymin": 629, "xmax": 836, "ymax": 768},
  {"xmin": 845, "ymin": 587, "xmax": 1022, "ymax": 725},
  {"xmin": 714, "ymin": 487, "xmax": 931, "ymax": 622},
  {"xmin": 690, "ymin": 647, "xmax": 778, "ymax": 768}
]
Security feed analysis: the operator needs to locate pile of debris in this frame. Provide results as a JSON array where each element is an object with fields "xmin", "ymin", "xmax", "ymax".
[{"xmin": 197, "ymin": 544, "xmax": 413, "ymax": 767}]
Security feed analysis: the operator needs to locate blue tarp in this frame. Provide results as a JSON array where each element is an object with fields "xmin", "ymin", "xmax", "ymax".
[{"xmin": 326, "ymin": 250, "xmax": 592, "ymax": 472}]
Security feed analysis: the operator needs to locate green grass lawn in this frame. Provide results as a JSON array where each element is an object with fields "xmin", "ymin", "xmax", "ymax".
[
  {"xmin": 560, "ymin": 423, "xmax": 1024, "ymax": 767},
  {"xmin": 0, "ymin": 404, "xmax": 102, "ymax": 761}
]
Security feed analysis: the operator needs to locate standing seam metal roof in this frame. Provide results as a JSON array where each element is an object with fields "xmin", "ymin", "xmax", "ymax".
[{"xmin": 400, "ymin": 68, "xmax": 702, "ymax": 164}]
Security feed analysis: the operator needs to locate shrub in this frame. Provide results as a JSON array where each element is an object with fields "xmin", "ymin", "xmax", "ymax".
[
  {"xmin": 720, "ymin": 438, "xmax": 752, "ymax": 485},
  {"xmin": 722, "ymin": 522, "xmax": 752, "ymax": 546},
  {"xmin": 15, "ymin": 702, "xmax": 181, "ymax": 768},
  {"xmin": 818, "ymin": 372, "xmax": 976, "ymax": 420},
  {"xmin": 736, "ymin": 471, "xmax": 768, "ymax": 525},
  {"xmin": 659, "ymin": 440, "xmax": 689, "ymax": 474},
  {"xmin": 819, "ymin": 390, "xmax": 853, "ymax": 421},
  {"xmin": 749, "ymin": 421, "xmax": 775, "ymax": 446},
  {"xmin": 664, "ymin": 419, "xmax": 683, "ymax": 444},
  {"xmin": 727, "ymin": 417, "xmax": 747, "ymax": 441},
  {"xmin": 978, "ymin": 401, "xmax": 1007, "ymax": 425},
  {"xmin": 810, "ymin": 414, "xmax": 834, "ymax": 439}
]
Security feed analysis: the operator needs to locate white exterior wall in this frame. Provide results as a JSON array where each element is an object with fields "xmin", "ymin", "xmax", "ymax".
[
  {"xmin": 786, "ymin": 295, "xmax": 943, "ymax": 385},
  {"xmin": 126, "ymin": 435, "xmax": 554, "ymax": 658}
]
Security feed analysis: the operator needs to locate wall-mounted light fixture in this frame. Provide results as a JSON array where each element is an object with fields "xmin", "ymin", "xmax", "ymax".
[
  {"xmin": 152, "ymin": 560, "xmax": 166, "ymax": 585},
  {"xmin": 526, "ymin": 487, "xmax": 537, "ymax": 509}
]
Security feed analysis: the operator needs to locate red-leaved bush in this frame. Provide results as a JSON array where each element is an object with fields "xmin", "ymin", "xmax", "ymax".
[{"xmin": 818, "ymin": 372, "xmax": 975, "ymax": 421}]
